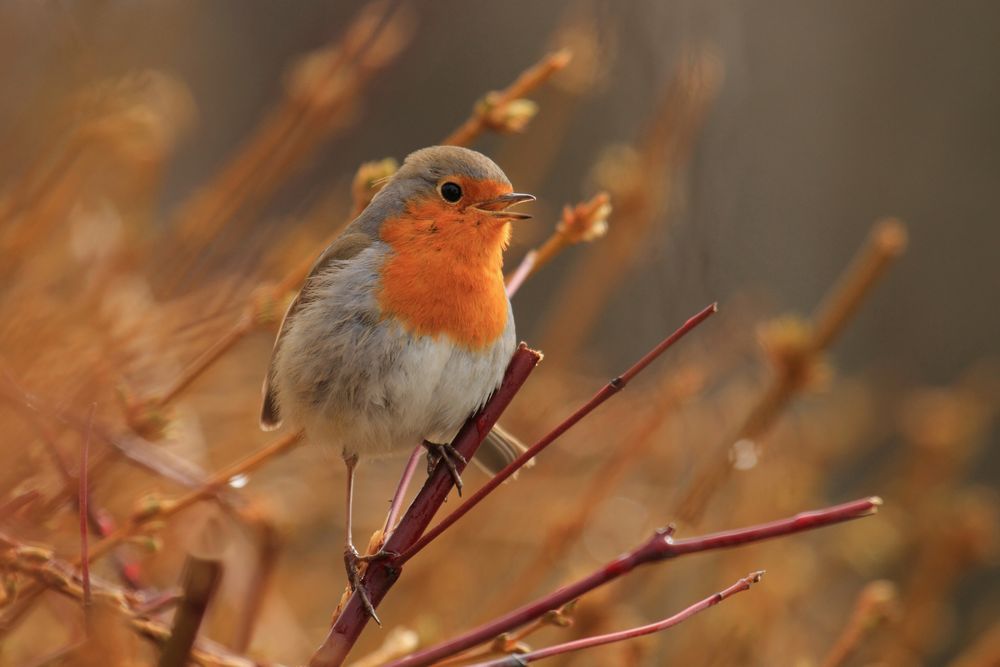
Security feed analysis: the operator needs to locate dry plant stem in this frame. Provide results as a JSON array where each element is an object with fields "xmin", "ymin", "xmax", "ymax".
[
  {"xmin": 169, "ymin": 0, "xmax": 404, "ymax": 249},
  {"xmin": 79, "ymin": 404, "xmax": 95, "ymax": 608},
  {"xmin": 811, "ymin": 219, "xmax": 908, "ymax": 350},
  {"xmin": 470, "ymin": 572, "xmax": 764, "ymax": 666},
  {"xmin": 504, "ymin": 251, "xmax": 536, "ymax": 298},
  {"xmin": 539, "ymin": 50, "xmax": 720, "ymax": 362},
  {"xmin": 396, "ymin": 303, "xmax": 717, "ymax": 564},
  {"xmin": 527, "ymin": 193, "xmax": 611, "ymax": 279},
  {"xmin": 1, "ymin": 431, "xmax": 302, "ymax": 636},
  {"xmin": 0, "ymin": 533, "xmax": 272, "ymax": 667},
  {"xmin": 385, "ymin": 498, "xmax": 880, "ymax": 667},
  {"xmin": 675, "ymin": 219, "xmax": 907, "ymax": 524},
  {"xmin": 232, "ymin": 519, "xmax": 282, "ymax": 653},
  {"xmin": 152, "ymin": 313, "xmax": 254, "ymax": 408},
  {"xmin": 308, "ymin": 345, "xmax": 542, "ymax": 667},
  {"xmin": 442, "ymin": 50, "xmax": 572, "ymax": 147},
  {"xmin": 84, "ymin": 430, "xmax": 303, "ymax": 565},
  {"xmin": 148, "ymin": 223, "xmax": 344, "ymax": 411},
  {"xmin": 159, "ymin": 556, "xmax": 223, "ymax": 667},
  {"xmin": 819, "ymin": 580, "xmax": 897, "ymax": 667},
  {"xmin": 947, "ymin": 620, "xmax": 1000, "ymax": 667}
]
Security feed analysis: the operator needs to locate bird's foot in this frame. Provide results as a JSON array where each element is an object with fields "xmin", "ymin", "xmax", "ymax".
[
  {"xmin": 423, "ymin": 441, "xmax": 466, "ymax": 495},
  {"xmin": 344, "ymin": 544, "xmax": 398, "ymax": 625}
]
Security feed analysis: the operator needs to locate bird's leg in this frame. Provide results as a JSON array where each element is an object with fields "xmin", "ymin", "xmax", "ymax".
[
  {"xmin": 422, "ymin": 440, "xmax": 467, "ymax": 495},
  {"xmin": 341, "ymin": 453, "xmax": 396, "ymax": 626}
]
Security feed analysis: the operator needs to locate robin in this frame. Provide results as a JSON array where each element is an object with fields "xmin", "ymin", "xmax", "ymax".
[{"xmin": 259, "ymin": 145, "xmax": 533, "ymax": 620}]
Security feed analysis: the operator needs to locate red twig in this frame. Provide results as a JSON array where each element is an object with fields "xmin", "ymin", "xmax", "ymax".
[
  {"xmin": 383, "ymin": 497, "xmax": 881, "ymax": 667},
  {"xmin": 308, "ymin": 345, "xmax": 543, "ymax": 667},
  {"xmin": 79, "ymin": 403, "xmax": 95, "ymax": 608},
  {"xmin": 470, "ymin": 571, "xmax": 764, "ymax": 666},
  {"xmin": 396, "ymin": 303, "xmax": 717, "ymax": 564},
  {"xmin": 504, "ymin": 251, "xmax": 536, "ymax": 298},
  {"xmin": 383, "ymin": 444, "xmax": 422, "ymax": 536}
]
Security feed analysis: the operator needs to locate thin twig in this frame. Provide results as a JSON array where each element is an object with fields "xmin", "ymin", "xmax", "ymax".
[
  {"xmin": 383, "ymin": 497, "xmax": 881, "ymax": 667},
  {"xmin": 396, "ymin": 303, "xmax": 717, "ymax": 564},
  {"xmin": 383, "ymin": 444, "xmax": 423, "ymax": 536},
  {"xmin": 442, "ymin": 50, "xmax": 572, "ymax": 147},
  {"xmin": 434, "ymin": 603, "xmax": 576, "ymax": 667},
  {"xmin": 470, "ymin": 572, "xmax": 764, "ymax": 666},
  {"xmin": 83, "ymin": 431, "xmax": 303, "ymax": 565}
]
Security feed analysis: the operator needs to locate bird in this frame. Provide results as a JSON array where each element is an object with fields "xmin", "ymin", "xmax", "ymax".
[{"xmin": 259, "ymin": 145, "xmax": 533, "ymax": 621}]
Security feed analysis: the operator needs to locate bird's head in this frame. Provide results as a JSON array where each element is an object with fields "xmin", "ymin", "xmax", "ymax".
[{"xmin": 372, "ymin": 146, "xmax": 534, "ymax": 261}]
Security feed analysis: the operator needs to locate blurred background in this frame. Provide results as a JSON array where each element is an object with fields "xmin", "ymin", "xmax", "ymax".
[{"xmin": 0, "ymin": 2, "xmax": 996, "ymax": 666}]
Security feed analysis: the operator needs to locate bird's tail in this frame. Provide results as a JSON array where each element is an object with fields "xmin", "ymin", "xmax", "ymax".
[{"xmin": 472, "ymin": 423, "xmax": 535, "ymax": 478}]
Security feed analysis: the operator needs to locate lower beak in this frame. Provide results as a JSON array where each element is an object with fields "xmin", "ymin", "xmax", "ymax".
[{"xmin": 472, "ymin": 192, "xmax": 536, "ymax": 220}]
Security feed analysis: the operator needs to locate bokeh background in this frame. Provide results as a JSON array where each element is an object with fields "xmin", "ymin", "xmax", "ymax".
[{"xmin": 0, "ymin": 2, "xmax": 996, "ymax": 666}]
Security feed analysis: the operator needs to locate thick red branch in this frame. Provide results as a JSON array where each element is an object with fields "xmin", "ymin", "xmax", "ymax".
[
  {"xmin": 308, "ymin": 345, "xmax": 542, "ymax": 667},
  {"xmin": 383, "ymin": 497, "xmax": 881, "ymax": 667}
]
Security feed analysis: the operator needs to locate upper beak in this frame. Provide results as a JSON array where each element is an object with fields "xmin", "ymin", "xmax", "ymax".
[{"xmin": 472, "ymin": 192, "xmax": 536, "ymax": 220}]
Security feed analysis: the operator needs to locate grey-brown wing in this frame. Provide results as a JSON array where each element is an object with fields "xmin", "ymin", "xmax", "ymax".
[{"xmin": 259, "ymin": 232, "xmax": 373, "ymax": 430}]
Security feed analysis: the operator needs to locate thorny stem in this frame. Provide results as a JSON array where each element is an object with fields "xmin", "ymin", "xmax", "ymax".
[
  {"xmin": 470, "ymin": 572, "xmax": 764, "ymax": 666},
  {"xmin": 384, "ymin": 498, "xmax": 881, "ymax": 667},
  {"xmin": 307, "ymin": 346, "xmax": 542, "ymax": 667},
  {"xmin": 396, "ymin": 303, "xmax": 717, "ymax": 564},
  {"xmin": 442, "ymin": 50, "xmax": 572, "ymax": 147},
  {"xmin": 674, "ymin": 219, "xmax": 907, "ymax": 524}
]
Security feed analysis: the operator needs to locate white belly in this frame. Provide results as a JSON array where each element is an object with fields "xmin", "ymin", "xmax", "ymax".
[{"xmin": 271, "ymin": 246, "xmax": 516, "ymax": 459}]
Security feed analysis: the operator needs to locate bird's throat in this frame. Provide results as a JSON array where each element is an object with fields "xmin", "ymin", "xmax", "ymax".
[{"xmin": 377, "ymin": 208, "xmax": 510, "ymax": 350}]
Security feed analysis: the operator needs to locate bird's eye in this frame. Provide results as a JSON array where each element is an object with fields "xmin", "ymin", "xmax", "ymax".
[{"xmin": 440, "ymin": 181, "xmax": 462, "ymax": 203}]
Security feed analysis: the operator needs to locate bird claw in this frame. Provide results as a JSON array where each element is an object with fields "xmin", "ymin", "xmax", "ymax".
[
  {"xmin": 344, "ymin": 544, "xmax": 396, "ymax": 626},
  {"xmin": 423, "ymin": 441, "xmax": 466, "ymax": 495}
]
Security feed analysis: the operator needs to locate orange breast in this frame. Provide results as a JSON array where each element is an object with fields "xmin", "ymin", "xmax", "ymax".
[{"xmin": 377, "ymin": 201, "xmax": 510, "ymax": 350}]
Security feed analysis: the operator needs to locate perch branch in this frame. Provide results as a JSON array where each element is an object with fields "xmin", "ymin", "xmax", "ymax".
[{"xmin": 307, "ymin": 346, "xmax": 542, "ymax": 667}]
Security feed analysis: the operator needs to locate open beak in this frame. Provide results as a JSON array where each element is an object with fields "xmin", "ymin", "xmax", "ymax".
[{"xmin": 472, "ymin": 192, "xmax": 536, "ymax": 220}]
